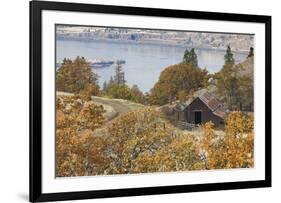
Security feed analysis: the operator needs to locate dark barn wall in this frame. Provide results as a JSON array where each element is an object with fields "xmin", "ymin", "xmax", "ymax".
[
  {"xmin": 174, "ymin": 111, "xmax": 186, "ymax": 121},
  {"xmin": 185, "ymin": 98, "xmax": 223, "ymax": 127}
]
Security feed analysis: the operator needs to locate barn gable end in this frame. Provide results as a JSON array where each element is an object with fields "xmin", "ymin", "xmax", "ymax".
[
  {"xmin": 170, "ymin": 92, "xmax": 226, "ymax": 128},
  {"xmin": 185, "ymin": 97, "xmax": 225, "ymax": 127}
]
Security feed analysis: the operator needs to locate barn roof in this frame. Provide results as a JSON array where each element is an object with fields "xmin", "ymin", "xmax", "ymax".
[
  {"xmin": 198, "ymin": 92, "xmax": 226, "ymax": 119},
  {"xmin": 199, "ymin": 92, "xmax": 221, "ymax": 111},
  {"xmin": 173, "ymin": 91, "xmax": 226, "ymax": 119}
]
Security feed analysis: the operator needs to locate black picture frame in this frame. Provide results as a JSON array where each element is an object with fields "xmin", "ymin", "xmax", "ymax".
[{"xmin": 30, "ymin": 1, "xmax": 272, "ymax": 202}]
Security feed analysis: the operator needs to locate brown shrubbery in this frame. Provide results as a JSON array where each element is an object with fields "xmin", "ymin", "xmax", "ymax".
[
  {"xmin": 56, "ymin": 95, "xmax": 254, "ymax": 177},
  {"xmin": 56, "ymin": 95, "xmax": 107, "ymax": 177},
  {"xmin": 196, "ymin": 112, "xmax": 254, "ymax": 169}
]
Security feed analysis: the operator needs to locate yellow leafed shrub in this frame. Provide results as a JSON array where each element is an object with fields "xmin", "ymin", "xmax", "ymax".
[
  {"xmin": 197, "ymin": 112, "xmax": 254, "ymax": 170},
  {"xmin": 56, "ymin": 96, "xmax": 254, "ymax": 176}
]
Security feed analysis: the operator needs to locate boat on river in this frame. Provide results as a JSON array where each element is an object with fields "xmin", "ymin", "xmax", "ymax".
[
  {"xmin": 88, "ymin": 59, "xmax": 126, "ymax": 68},
  {"xmin": 56, "ymin": 58, "xmax": 125, "ymax": 68}
]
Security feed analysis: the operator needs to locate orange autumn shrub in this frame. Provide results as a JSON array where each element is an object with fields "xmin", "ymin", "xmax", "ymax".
[
  {"xmin": 56, "ymin": 95, "xmax": 107, "ymax": 177},
  {"xmin": 56, "ymin": 95, "xmax": 254, "ymax": 177},
  {"xmin": 197, "ymin": 112, "xmax": 254, "ymax": 170}
]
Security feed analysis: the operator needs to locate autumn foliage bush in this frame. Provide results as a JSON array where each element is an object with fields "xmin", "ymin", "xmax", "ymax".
[
  {"xmin": 56, "ymin": 95, "xmax": 107, "ymax": 177},
  {"xmin": 149, "ymin": 63, "xmax": 209, "ymax": 105},
  {"xmin": 197, "ymin": 112, "xmax": 254, "ymax": 169},
  {"xmin": 56, "ymin": 96, "xmax": 254, "ymax": 177}
]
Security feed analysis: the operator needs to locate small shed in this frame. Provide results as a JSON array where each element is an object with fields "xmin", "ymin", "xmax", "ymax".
[{"xmin": 173, "ymin": 92, "xmax": 226, "ymax": 127}]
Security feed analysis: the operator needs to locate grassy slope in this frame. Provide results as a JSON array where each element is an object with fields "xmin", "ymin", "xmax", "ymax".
[
  {"xmin": 92, "ymin": 96, "xmax": 143, "ymax": 115},
  {"xmin": 56, "ymin": 91, "xmax": 144, "ymax": 120}
]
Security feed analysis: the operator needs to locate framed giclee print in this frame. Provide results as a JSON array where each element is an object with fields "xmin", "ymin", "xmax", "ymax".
[{"xmin": 30, "ymin": 0, "xmax": 272, "ymax": 202}]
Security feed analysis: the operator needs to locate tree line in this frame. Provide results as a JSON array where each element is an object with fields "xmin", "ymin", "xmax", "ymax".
[
  {"xmin": 56, "ymin": 57, "xmax": 146, "ymax": 103},
  {"xmin": 102, "ymin": 62, "xmax": 146, "ymax": 104},
  {"xmin": 56, "ymin": 45, "xmax": 254, "ymax": 111},
  {"xmin": 150, "ymin": 45, "xmax": 254, "ymax": 110}
]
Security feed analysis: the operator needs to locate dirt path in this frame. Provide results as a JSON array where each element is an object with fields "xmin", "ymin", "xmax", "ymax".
[
  {"xmin": 57, "ymin": 92, "xmax": 143, "ymax": 119},
  {"xmin": 91, "ymin": 96, "xmax": 144, "ymax": 137},
  {"xmin": 92, "ymin": 96, "xmax": 134, "ymax": 114}
]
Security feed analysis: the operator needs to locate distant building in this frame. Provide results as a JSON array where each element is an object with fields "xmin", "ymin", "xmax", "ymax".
[{"xmin": 173, "ymin": 92, "xmax": 226, "ymax": 128}]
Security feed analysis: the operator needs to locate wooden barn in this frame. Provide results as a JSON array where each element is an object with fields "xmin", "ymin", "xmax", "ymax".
[{"xmin": 173, "ymin": 92, "xmax": 226, "ymax": 128}]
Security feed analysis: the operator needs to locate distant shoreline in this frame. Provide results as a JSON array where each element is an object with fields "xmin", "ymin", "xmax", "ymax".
[{"xmin": 56, "ymin": 37, "xmax": 249, "ymax": 54}]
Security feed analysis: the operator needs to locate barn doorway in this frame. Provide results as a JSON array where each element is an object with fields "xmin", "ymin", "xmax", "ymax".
[{"xmin": 194, "ymin": 111, "xmax": 202, "ymax": 124}]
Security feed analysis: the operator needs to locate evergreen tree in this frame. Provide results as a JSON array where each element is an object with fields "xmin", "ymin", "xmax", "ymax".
[
  {"xmin": 247, "ymin": 47, "xmax": 254, "ymax": 58},
  {"xmin": 109, "ymin": 76, "xmax": 114, "ymax": 85},
  {"xmin": 102, "ymin": 81, "xmax": 108, "ymax": 91},
  {"xmin": 224, "ymin": 45, "xmax": 235, "ymax": 65},
  {"xmin": 189, "ymin": 48, "xmax": 198, "ymax": 67},
  {"xmin": 113, "ymin": 62, "xmax": 126, "ymax": 85},
  {"xmin": 183, "ymin": 49, "xmax": 190, "ymax": 63},
  {"xmin": 183, "ymin": 48, "xmax": 198, "ymax": 67}
]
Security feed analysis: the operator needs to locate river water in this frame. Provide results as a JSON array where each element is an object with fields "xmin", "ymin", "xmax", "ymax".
[{"xmin": 56, "ymin": 40, "xmax": 248, "ymax": 93}]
